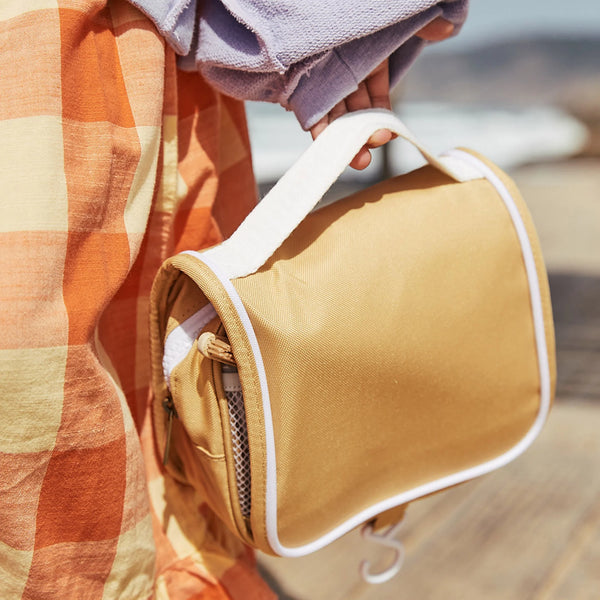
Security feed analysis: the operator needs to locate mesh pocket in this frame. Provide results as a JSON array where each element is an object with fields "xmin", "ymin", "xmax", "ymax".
[{"xmin": 223, "ymin": 370, "xmax": 251, "ymax": 519}]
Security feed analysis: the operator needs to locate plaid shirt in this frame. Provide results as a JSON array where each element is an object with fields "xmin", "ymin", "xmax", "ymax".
[{"xmin": 0, "ymin": 1, "xmax": 274, "ymax": 598}]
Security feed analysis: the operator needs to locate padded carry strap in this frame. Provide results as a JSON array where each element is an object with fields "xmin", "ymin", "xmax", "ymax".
[{"xmin": 199, "ymin": 108, "xmax": 482, "ymax": 280}]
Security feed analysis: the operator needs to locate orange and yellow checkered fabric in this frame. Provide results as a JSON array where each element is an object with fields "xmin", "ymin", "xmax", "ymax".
[{"xmin": 0, "ymin": 2, "xmax": 274, "ymax": 598}]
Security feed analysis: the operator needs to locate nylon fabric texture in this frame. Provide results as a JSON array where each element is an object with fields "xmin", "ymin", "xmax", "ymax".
[
  {"xmin": 150, "ymin": 129, "xmax": 556, "ymax": 558},
  {"xmin": 0, "ymin": 2, "xmax": 274, "ymax": 598}
]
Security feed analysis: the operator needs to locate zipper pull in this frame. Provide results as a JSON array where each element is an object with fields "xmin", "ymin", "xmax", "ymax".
[
  {"xmin": 162, "ymin": 396, "xmax": 177, "ymax": 466},
  {"xmin": 198, "ymin": 332, "xmax": 237, "ymax": 367}
]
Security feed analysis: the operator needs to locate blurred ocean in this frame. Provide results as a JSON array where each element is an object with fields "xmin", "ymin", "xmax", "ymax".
[
  {"xmin": 246, "ymin": 102, "xmax": 588, "ymax": 183},
  {"xmin": 246, "ymin": 1, "xmax": 598, "ymax": 183}
]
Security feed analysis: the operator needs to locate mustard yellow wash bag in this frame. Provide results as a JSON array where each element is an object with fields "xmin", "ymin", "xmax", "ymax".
[{"xmin": 149, "ymin": 109, "xmax": 556, "ymax": 580}]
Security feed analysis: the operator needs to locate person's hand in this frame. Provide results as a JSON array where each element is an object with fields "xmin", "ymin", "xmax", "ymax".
[{"xmin": 309, "ymin": 17, "xmax": 455, "ymax": 170}]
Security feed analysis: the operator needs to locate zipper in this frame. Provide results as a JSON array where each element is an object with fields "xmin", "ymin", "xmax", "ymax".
[
  {"xmin": 221, "ymin": 363, "xmax": 252, "ymax": 520},
  {"xmin": 161, "ymin": 331, "xmax": 230, "ymax": 467},
  {"xmin": 163, "ymin": 327, "xmax": 251, "ymax": 520},
  {"xmin": 162, "ymin": 332, "xmax": 235, "ymax": 466},
  {"xmin": 162, "ymin": 395, "xmax": 177, "ymax": 466},
  {"xmin": 199, "ymin": 333, "xmax": 252, "ymax": 520},
  {"xmin": 198, "ymin": 332, "xmax": 236, "ymax": 366}
]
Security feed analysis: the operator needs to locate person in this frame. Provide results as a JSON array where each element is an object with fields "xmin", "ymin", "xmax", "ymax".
[{"xmin": 0, "ymin": 1, "xmax": 461, "ymax": 598}]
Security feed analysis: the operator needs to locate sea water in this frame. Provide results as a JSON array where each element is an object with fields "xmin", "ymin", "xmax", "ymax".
[{"xmin": 246, "ymin": 102, "xmax": 588, "ymax": 184}]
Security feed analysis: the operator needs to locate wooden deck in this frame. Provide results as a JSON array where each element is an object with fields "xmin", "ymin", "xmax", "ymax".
[{"xmin": 257, "ymin": 162, "xmax": 600, "ymax": 600}]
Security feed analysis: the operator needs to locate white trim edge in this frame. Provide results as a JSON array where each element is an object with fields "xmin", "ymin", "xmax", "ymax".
[{"xmin": 162, "ymin": 303, "xmax": 217, "ymax": 388}]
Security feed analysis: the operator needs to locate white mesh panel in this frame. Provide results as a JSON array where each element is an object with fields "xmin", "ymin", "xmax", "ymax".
[{"xmin": 223, "ymin": 372, "xmax": 252, "ymax": 519}]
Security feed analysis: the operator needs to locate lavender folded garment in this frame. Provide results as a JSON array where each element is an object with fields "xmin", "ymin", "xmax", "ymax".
[{"xmin": 129, "ymin": 0, "xmax": 467, "ymax": 129}]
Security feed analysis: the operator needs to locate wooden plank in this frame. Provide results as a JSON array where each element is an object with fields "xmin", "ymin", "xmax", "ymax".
[{"xmin": 533, "ymin": 490, "xmax": 600, "ymax": 600}]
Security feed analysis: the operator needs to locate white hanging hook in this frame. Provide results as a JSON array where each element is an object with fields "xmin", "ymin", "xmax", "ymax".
[{"xmin": 359, "ymin": 519, "xmax": 406, "ymax": 584}]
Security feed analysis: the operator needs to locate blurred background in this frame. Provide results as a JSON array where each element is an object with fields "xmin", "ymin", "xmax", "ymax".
[{"xmin": 246, "ymin": 1, "xmax": 600, "ymax": 598}]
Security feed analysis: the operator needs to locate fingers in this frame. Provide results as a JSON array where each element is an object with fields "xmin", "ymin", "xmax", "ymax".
[
  {"xmin": 364, "ymin": 60, "xmax": 391, "ymax": 111},
  {"xmin": 310, "ymin": 100, "xmax": 347, "ymax": 141},
  {"xmin": 309, "ymin": 17, "xmax": 454, "ymax": 146},
  {"xmin": 345, "ymin": 81, "xmax": 371, "ymax": 113},
  {"xmin": 308, "ymin": 59, "xmax": 394, "ymax": 170},
  {"xmin": 363, "ymin": 60, "xmax": 393, "ymax": 148},
  {"xmin": 328, "ymin": 99, "xmax": 348, "ymax": 122},
  {"xmin": 367, "ymin": 128, "xmax": 393, "ymax": 148},
  {"xmin": 349, "ymin": 147, "xmax": 372, "ymax": 170},
  {"xmin": 354, "ymin": 61, "xmax": 393, "ymax": 167},
  {"xmin": 415, "ymin": 17, "xmax": 454, "ymax": 42},
  {"xmin": 338, "ymin": 85, "xmax": 376, "ymax": 169},
  {"xmin": 310, "ymin": 114, "xmax": 329, "ymax": 141},
  {"xmin": 312, "ymin": 100, "xmax": 372, "ymax": 166},
  {"xmin": 309, "ymin": 100, "xmax": 372, "ymax": 170}
]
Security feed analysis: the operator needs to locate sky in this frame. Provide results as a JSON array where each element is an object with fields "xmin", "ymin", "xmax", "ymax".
[{"xmin": 431, "ymin": 0, "xmax": 600, "ymax": 52}]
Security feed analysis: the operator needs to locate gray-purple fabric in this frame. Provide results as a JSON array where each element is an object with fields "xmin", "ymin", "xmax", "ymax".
[{"xmin": 128, "ymin": 1, "xmax": 468, "ymax": 129}]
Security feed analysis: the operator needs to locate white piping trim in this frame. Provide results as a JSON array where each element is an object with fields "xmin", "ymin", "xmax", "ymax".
[
  {"xmin": 171, "ymin": 153, "xmax": 551, "ymax": 557},
  {"xmin": 162, "ymin": 302, "xmax": 217, "ymax": 388},
  {"xmin": 182, "ymin": 250, "xmax": 280, "ymax": 551}
]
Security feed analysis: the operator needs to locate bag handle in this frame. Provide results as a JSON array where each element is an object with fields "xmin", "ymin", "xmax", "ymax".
[{"xmin": 199, "ymin": 108, "xmax": 482, "ymax": 279}]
